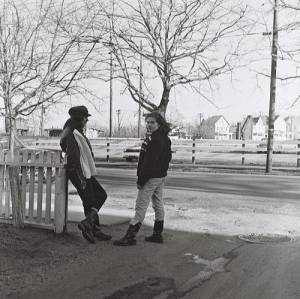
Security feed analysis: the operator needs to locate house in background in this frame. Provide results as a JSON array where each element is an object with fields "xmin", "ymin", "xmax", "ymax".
[
  {"xmin": 240, "ymin": 114, "xmax": 288, "ymax": 141},
  {"xmin": 169, "ymin": 126, "xmax": 192, "ymax": 140},
  {"xmin": 273, "ymin": 115, "xmax": 287, "ymax": 140},
  {"xmin": 285, "ymin": 116, "xmax": 300, "ymax": 140},
  {"xmin": 240, "ymin": 115, "xmax": 266, "ymax": 140},
  {"xmin": 229, "ymin": 123, "xmax": 239, "ymax": 139},
  {"xmin": 201, "ymin": 115, "xmax": 231, "ymax": 140}
]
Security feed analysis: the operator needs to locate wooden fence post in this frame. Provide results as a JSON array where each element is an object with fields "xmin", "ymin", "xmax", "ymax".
[
  {"xmin": 106, "ymin": 142, "xmax": 110, "ymax": 162},
  {"xmin": 297, "ymin": 144, "xmax": 300, "ymax": 167},
  {"xmin": 54, "ymin": 165, "xmax": 67, "ymax": 233},
  {"xmin": 192, "ymin": 139, "xmax": 196, "ymax": 164},
  {"xmin": 241, "ymin": 142, "xmax": 245, "ymax": 165},
  {"xmin": 0, "ymin": 150, "xmax": 4, "ymax": 216}
]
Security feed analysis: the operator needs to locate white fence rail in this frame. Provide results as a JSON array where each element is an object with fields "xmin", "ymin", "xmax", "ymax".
[{"xmin": 23, "ymin": 137, "xmax": 300, "ymax": 167}]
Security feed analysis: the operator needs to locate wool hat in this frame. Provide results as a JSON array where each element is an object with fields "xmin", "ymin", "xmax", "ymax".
[{"xmin": 68, "ymin": 105, "xmax": 91, "ymax": 118}]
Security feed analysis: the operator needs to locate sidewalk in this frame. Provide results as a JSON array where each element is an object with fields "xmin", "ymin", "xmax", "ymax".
[{"xmin": 2, "ymin": 170, "xmax": 300, "ymax": 298}]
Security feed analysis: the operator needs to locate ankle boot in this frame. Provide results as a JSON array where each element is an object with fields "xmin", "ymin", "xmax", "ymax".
[
  {"xmin": 113, "ymin": 223, "xmax": 141, "ymax": 246},
  {"xmin": 93, "ymin": 215, "xmax": 112, "ymax": 240},
  {"xmin": 145, "ymin": 220, "xmax": 164, "ymax": 243},
  {"xmin": 77, "ymin": 210, "xmax": 99, "ymax": 244}
]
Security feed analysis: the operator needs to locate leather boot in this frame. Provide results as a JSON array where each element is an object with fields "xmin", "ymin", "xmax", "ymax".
[
  {"xmin": 113, "ymin": 223, "xmax": 141, "ymax": 246},
  {"xmin": 93, "ymin": 214, "xmax": 112, "ymax": 240},
  {"xmin": 145, "ymin": 220, "xmax": 164, "ymax": 243},
  {"xmin": 77, "ymin": 210, "xmax": 99, "ymax": 244}
]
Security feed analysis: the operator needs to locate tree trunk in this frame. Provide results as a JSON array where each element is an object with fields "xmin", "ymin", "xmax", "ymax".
[
  {"xmin": 6, "ymin": 114, "xmax": 24, "ymax": 227},
  {"xmin": 158, "ymin": 85, "xmax": 171, "ymax": 117},
  {"xmin": 9, "ymin": 166, "xmax": 24, "ymax": 228}
]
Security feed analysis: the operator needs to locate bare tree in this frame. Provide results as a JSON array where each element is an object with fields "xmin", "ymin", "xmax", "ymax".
[
  {"xmin": 0, "ymin": 0, "xmax": 105, "ymax": 149},
  {"xmin": 275, "ymin": 1, "xmax": 300, "ymax": 107},
  {"xmin": 98, "ymin": 0, "xmax": 247, "ymax": 116},
  {"xmin": 254, "ymin": 1, "xmax": 300, "ymax": 108}
]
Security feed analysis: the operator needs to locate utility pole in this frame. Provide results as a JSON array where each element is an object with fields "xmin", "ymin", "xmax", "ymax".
[
  {"xmin": 109, "ymin": 34, "xmax": 113, "ymax": 137},
  {"xmin": 109, "ymin": 0, "xmax": 115, "ymax": 138},
  {"xmin": 116, "ymin": 109, "xmax": 121, "ymax": 136},
  {"xmin": 266, "ymin": 0, "xmax": 278, "ymax": 173},
  {"xmin": 199, "ymin": 113, "xmax": 203, "ymax": 137},
  {"xmin": 138, "ymin": 41, "xmax": 143, "ymax": 139}
]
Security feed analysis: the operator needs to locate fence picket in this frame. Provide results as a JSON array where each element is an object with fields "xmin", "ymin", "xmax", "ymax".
[
  {"xmin": 21, "ymin": 150, "xmax": 28, "ymax": 218},
  {"xmin": 45, "ymin": 152, "xmax": 52, "ymax": 224},
  {"xmin": 36, "ymin": 151, "xmax": 44, "ymax": 222},
  {"xmin": 4, "ymin": 151, "xmax": 11, "ymax": 219},
  {"xmin": 28, "ymin": 151, "xmax": 36, "ymax": 221}
]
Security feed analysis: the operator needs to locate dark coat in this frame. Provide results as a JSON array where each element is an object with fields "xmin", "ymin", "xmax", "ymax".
[
  {"xmin": 60, "ymin": 125, "xmax": 93, "ymax": 189},
  {"xmin": 60, "ymin": 124, "xmax": 106, "ymax": 214},
  {"xmin": 137, "ymin": 129, "xmax": 172, "ymax": 186}
]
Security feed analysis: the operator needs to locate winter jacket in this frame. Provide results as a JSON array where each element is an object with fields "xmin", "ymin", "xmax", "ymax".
[
  {"xmin": 137, "ymin": 129, "xmax": 172, "ymax": 186},
  {"xmin": 60, "ymin": 125, "xmax": 94, "ymax": 189}
]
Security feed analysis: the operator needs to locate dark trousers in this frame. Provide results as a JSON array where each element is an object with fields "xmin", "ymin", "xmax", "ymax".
[{"xmin": 68, "ymin": 174, "xmax": 107, "ymax": 216}]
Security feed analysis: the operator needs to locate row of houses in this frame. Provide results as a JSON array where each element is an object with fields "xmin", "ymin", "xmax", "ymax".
[
  {"xmin": 198, "ymin": 115, "xmax": 300, "ymax": 140},
  {"xmin": 9, "ymin": 114, "xmax": 300, "ymax": 141}
]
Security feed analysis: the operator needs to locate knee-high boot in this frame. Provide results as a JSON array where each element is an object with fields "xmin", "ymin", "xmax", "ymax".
[
  {"xmin": 113, "ymin": 222, "xmax": 142, "ymax": 246},
  {"xmin": 145, "ymin": 220, "xmax": 164, "ymax": 243}
]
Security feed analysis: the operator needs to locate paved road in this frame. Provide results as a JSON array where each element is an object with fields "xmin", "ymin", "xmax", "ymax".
[
  {"xmin": 96, "ymin": 168, "xmax": 300, "ymax": 200},
  {"xmin": 12, "ymin": 168, "xmax": 300, "ymax": 299}
]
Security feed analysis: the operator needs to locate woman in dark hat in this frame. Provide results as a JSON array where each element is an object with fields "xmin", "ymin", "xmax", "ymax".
[{"xmin": 60, "ymin": 105, "xmax": 111, "ymax": 243}]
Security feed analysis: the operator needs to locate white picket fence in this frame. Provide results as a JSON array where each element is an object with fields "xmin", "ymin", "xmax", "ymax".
[{"xmin": 0, "ymin": 149, "xmax": 67, "ymax": 233}]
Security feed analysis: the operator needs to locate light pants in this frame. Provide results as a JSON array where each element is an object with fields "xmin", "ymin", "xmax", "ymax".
[{"xmin": 130, "ymin": 177, "xmax": 165, "ymax": 226}]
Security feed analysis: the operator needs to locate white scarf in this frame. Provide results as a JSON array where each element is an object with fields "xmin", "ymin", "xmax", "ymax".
[{"xmin": 73, "ymin": 129, "xmax": 96, "ymax": 179}]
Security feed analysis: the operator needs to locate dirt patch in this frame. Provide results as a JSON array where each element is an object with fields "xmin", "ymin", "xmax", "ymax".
[{"xmin": 0, "ymin": 223, "xmax": 105, "ymax": 298}]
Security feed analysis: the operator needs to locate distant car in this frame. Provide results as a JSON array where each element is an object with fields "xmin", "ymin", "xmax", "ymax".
[
  {"xmin": 123, "ymin": 146, "xmax": 140, "ymax": 162},
  {"xmin": 123, "ymin": 146, "xmax": 176, "ymax": 162}
]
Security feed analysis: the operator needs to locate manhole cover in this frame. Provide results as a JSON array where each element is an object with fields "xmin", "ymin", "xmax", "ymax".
[{"xmin": 237, "ymin": 233, "xmax": 292, "ymax": 244}]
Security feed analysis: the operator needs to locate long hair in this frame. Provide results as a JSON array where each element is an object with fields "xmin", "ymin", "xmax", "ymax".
[
  {"xmin": 62, "ymin": 116, "xmax": 85, "ymax": 132},
  {"xmin": 145, "ymin": 111, "xmax": 171, "ymax": 134}
]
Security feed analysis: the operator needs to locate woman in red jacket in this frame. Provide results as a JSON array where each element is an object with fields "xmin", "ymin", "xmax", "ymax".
[{"xmin": 114, "ymin": 111, "xmax": 172, "ymax": 246}]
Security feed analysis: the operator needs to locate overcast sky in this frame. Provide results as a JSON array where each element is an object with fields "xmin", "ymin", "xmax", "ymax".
[
  {"xmin": 1, "ymin": 0, "xmax": 299, "ymax": 131},
  {"xmin": 38, "ymin": 0, "xmax": 300, "ymax": 129}
]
